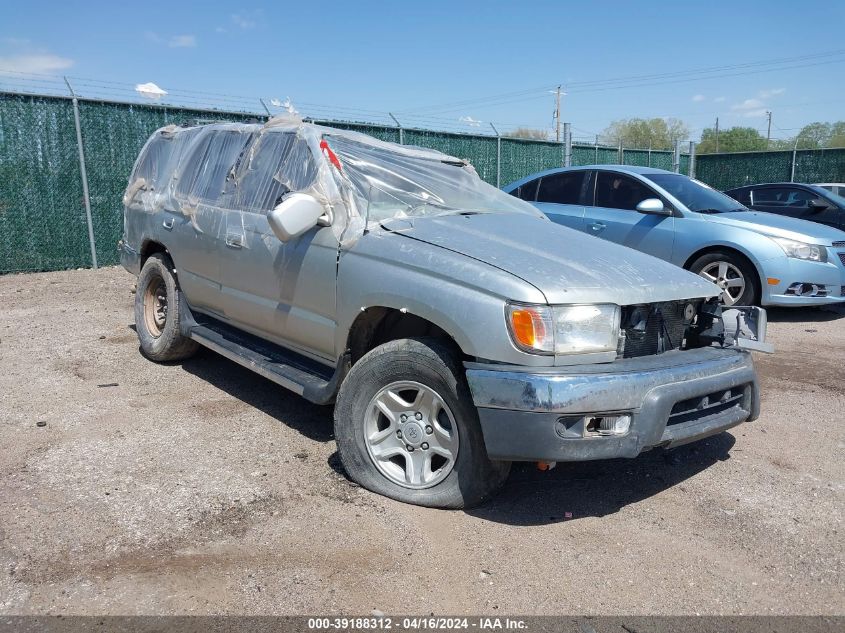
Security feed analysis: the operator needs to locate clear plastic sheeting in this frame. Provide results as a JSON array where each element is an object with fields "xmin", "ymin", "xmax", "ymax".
[
  {"xmin": 325, "ymin": 134, "xmax": 543, "ymax": 227},
  {"xmin": 124, "ymin": 118, "xmax": 543, "ymax": 246}
]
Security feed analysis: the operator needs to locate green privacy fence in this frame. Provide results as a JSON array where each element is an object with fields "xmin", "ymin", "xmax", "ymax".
[
  {"xmin": 2, "ymin": 90, "xmax": 843, "ymax": 274},
  {"xmin": 0, "ymin": 93, "xmax": 259, "ymax": 273},
  {"xmin": 695, "ymin": 149, "xmax": 845, "ymax": 191}
]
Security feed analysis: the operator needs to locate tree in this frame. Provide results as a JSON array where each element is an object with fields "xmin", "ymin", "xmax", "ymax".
[
  {"xmin": 794, "ymin": 121, "xmax": 845, "ymax": 149},
  {"xmin": 696, "ymin": 126, "xmax": 767, "ymax": 154},
  {"xmin": 507, "ymin": 127, "xmax": 550, "ymax": 140},
  {"xmin": 600, "ymin": 117, "xmax": 689, "ymax": 150},
  {"xmin": 794, "ymin": 122, "xmax": 831, "ymax": 149}
]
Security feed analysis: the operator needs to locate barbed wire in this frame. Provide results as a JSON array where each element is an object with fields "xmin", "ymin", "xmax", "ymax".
[
  {"xmin": 0, "ymin": 70, "xmax": 564, "ymax": 137},
  {"xmin": 12, "ymin": 70, "xmax": 827, "ymax": 152}
]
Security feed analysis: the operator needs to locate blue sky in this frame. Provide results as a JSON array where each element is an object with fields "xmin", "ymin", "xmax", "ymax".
[{"xmin": 2, "ymin": 0, "xmax": 844, "ymax": 140}]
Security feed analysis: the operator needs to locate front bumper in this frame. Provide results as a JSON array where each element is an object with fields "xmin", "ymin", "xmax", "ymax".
[
  {"xmin": 761, "ymin": 254, "xmax": 845, "ymax": 306},
  {"xmin": 465, "ymin": 346, "xmax": 758, "ymax": 462}
]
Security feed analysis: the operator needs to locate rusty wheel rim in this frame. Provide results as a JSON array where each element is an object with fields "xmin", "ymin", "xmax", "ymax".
[{"xmin": 143, "ymin": 276, "xmax": 168, "ymax": 337}]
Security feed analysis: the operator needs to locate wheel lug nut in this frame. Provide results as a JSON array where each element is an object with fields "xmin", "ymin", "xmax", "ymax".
[
  {"xmin": 400, "ymin": 414, "xmax": 407, "ymax": 422},
  {"xmin": 425, "ymin": 425, "xmax": 433, "ymax": 434},
  {"xmin": 421, "ymin": 442, "xmax": 429, "ymax": 450},
  {"xmin": 406, "ymin": 445, "xmax": 414, "ymax": 452},
  {"xmin": 415, "ymin": 412, "xmax": 423, "ymax": 420},
  {"xmin": 396, "ymin": 430, "xmax": 402, "ymax": 438}
]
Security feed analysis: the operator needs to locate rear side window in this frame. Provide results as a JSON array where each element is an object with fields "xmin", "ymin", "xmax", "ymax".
[
  {"xmin": 728, "ymin": 188, "xmax": 751, "ymax": 205},
  {"xmin": 236, "ymin": 132, "xmax": 318, "ymax": 212},
  {"xmin": 537, "ymin": 171, "xmax": 586, "ymax": 204},
  {"xmin": 595, "ymin": 172, "xmax": 656, "ymax": 211},
  {"xmin": 750, "ymin": 188, "xmax": 784, "ymax": 203},
  {"xmin": 131, "ymin": 134, "xmax": 173, "ymax": 188},
  {"xmin": 511, "ymin": 178, "xmax": 539, "ymax": 202},
  {"xmin": 175, "ymin": 130, "xmax": 254, "ymax": 204}
]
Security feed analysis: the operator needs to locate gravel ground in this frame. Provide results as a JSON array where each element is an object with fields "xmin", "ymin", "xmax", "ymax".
[{"xmin": 0, "ymin": 267, "xmax": 842, "ymax": 615}]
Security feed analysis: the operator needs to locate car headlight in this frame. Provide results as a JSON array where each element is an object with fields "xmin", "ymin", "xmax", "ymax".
[
  {"xmin": 506, "ymin": 303, "xmax": 621, "ymax": 355},
  {"xmin": 771, "ymin": 237, "xmax": 827, "ymax": 262}
]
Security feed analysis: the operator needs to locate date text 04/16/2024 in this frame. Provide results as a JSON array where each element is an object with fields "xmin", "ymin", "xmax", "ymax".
[{"xmin": 307, "ymin": 617, "xmax": 528, "ymax": 630}]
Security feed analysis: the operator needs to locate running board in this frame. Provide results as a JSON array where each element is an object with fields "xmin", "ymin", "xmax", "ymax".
[{"xmin": 179, "ymin": 296, "xmax": 347, "ymax": 405}]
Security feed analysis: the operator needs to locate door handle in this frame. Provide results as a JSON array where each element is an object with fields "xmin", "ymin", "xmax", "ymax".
[
  {"xmin": 162, "ymin": 218, "xmax": 174, "ymax": 230},
  {"xmin": 225, "ymin": 234, "xmax": 244, "ymax": 248},
  {"xmin": 588, "ymin": 222, "xmax": 606, "ymax": 232}
]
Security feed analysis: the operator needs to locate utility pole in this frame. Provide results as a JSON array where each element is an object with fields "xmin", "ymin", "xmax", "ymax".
[
  {"xmin": 563, "ymin": 122, "xmax": 572, "ymax": 167},
  {"xmin": 555, "ymin": 85, "xmax": 562, "ymax": 143},
  {"xmin": 766, "ymin": 111, "xmax": 772, "ymax": 149},
  {"xmin": 715, "ymin": 117, "xmax": 720, "ymax": 153}
]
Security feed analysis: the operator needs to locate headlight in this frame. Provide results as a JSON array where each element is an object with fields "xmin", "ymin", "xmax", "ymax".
[
  {"xmin": 506, "ymin": 303, "xmax": 620, "ymax": 355},
  {"xmin": 771, "ymin": 237, "xmax": 827, "ymax": 262}
]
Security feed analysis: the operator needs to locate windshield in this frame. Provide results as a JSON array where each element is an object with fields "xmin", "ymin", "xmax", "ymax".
[
  {"xmin": 324, "ymin": 135, "xmax": 543, "ymax": 223},
  {"xmin": 809, "ymin": 184, "xmax": 845, "ymax": 208},
  {"xmin": 643, "ymin": 173, "xmax": 748, "ymax": 214}
]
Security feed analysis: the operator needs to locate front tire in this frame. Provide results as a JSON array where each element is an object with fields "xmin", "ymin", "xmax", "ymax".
[
  {"xmin": 689, "ymin": 250, "xmax": 760, "ymax": 306},
  {"xmin": 134, "ymin": 253, "xmax": 199, "ymax": 362},
  {"xmin": 334, "ymin": 338, "xmax": 510, "ymax": 508}
]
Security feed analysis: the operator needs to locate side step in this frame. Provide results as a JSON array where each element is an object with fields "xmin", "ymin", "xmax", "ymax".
[{"xmin": 181, "ymin": 303, "xmax": 347, "ymax": 405}]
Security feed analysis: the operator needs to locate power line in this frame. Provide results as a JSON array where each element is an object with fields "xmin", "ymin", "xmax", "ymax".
[{"xmin": 400, "ymin": 49, "xmax": 845, "ymax": 115}]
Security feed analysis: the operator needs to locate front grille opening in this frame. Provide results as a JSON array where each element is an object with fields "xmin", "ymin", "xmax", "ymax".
[
  {"xmin": 668, "ymin": 385, "xmax": 748, "ymax": 426},
  {"xmin": 619, "ymin": 300, "xmax": 700, "ymax": 359}
]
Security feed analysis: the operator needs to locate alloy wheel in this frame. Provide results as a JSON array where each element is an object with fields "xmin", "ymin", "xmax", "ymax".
[
  {"xmin": 363, "ymin": 381, "xmax": 459, "ymax": 489},
  {"xmin": 698, "ymin": 261, "xmax": 746, "ymax": 306}
]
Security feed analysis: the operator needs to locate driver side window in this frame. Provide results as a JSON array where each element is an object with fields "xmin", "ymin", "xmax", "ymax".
[
  {"xmin": 595, "ymin": 172, "xmax": 656, "ymax": 211},
  {"xmin": 235, "ymin": 132, "xmax": 318, "ymax": 213}
]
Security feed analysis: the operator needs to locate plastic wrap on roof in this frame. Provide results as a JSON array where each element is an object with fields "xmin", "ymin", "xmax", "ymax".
[{"xmin": 124, "ymin": 119, "xmax": 541, "ymax": 246}]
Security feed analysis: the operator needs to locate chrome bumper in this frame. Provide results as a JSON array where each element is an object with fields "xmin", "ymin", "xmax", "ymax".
[{"xmin": 465, "ymin": 347, "xmax": 758, "ymax": 462}]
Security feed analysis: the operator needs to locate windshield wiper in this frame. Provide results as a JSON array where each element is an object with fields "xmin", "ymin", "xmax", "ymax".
[
  {"xmin": 696, "ymin": 207, "xmax": 746, "ymax": 214},
  {"xmin": 407, "ymin": 200, "xmax": 455, "ymax": 214}
]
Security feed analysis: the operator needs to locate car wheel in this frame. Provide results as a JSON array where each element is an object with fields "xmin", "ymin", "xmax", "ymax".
[
  {"xmin": 334, "ymin": 337, "xmax": 511, "ymax": 508},
  {"xmin": 689, "ymin": 251, "xmax": 760, "ymax": 306},
  {"xmin": 134, "ymin": 253, "xmax": 199, "ymax": 362}
]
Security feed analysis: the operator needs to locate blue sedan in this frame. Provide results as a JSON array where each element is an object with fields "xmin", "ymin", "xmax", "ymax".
[{"xmin": 504, "ymin": 166, "xmax": 845, "ymax": 307}]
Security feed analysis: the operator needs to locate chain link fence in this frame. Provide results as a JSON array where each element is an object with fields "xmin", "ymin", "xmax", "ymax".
[
  {"xmin": 695, "ymin": 149, "xmax": 845, "ymax": 190},
  {"xmin": 1, "ymin": 90, "xmax": 843, "ymax": 274}
]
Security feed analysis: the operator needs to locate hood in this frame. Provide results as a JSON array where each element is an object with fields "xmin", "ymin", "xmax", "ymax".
[
  {"xmin": 383, "ymin": 213, "xmax": 719, "ymax": 305},
  {"xmin": 703, "ymin": 211, "xmax": 845, "ymax": 246}
]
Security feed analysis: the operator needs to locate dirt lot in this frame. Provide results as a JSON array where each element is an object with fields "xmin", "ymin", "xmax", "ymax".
[{"xmin": 1, "ymin": 267, "xmax": 843, "ymax": 615}]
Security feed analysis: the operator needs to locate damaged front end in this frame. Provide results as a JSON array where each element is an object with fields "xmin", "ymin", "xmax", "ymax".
[
  {"xmin": 686, "ymin": 299, "xmax": 774, "ymax": 354},
  {"xmin": 619, "ymin": 298, "xmax": 773, "ymax": 359}
]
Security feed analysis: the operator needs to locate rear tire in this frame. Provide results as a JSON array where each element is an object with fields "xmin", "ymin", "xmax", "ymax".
[
  {"xmin": 689, "ymin": 250, "xmax": 760, "ymax": 306},
  {"xmin": 334, "ymin": 337, "xmax": 510, "ymax": 508},
  {"xmin": 135, "ymin": 253, "xmax": 199, "ymax": 362}
]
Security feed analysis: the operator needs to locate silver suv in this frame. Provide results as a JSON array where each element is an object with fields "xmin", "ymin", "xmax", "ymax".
[{"xmin": 119, "ymin": 118, "xmax": 768, "ymax": 508}]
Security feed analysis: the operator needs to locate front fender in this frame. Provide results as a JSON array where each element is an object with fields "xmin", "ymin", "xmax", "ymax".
[
  {"xmin": 335, "ymin": 233, "xmax": 556, "ymax": 367},
  {"xmin": 673, "ymin": 219, "xmax": 785, "ymax": 277}
]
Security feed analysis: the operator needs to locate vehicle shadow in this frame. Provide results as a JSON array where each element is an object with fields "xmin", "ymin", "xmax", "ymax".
[
  {"xmin": 465, "ymin": 432, "xmax": 736, "ymax": 526},
  {"xmin": 179, "ymin": 347, "xmax": 335, "ymax": 443},
  {"xmin": 766, "ymin": 304, "xmax": 845, "ymax": 323}
]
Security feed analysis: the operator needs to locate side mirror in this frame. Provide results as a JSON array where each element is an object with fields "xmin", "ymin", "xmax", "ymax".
[
  {"xmin": 808, "ymin": 198, "xmax": 830, "ymax": 211},
  {"xmin": 267, "ymin": 193, "xmax": 325, "ymax": 242},
  {"xmin": 635, "ymin": 198, "xmax": 670, "ymax": 215}
]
